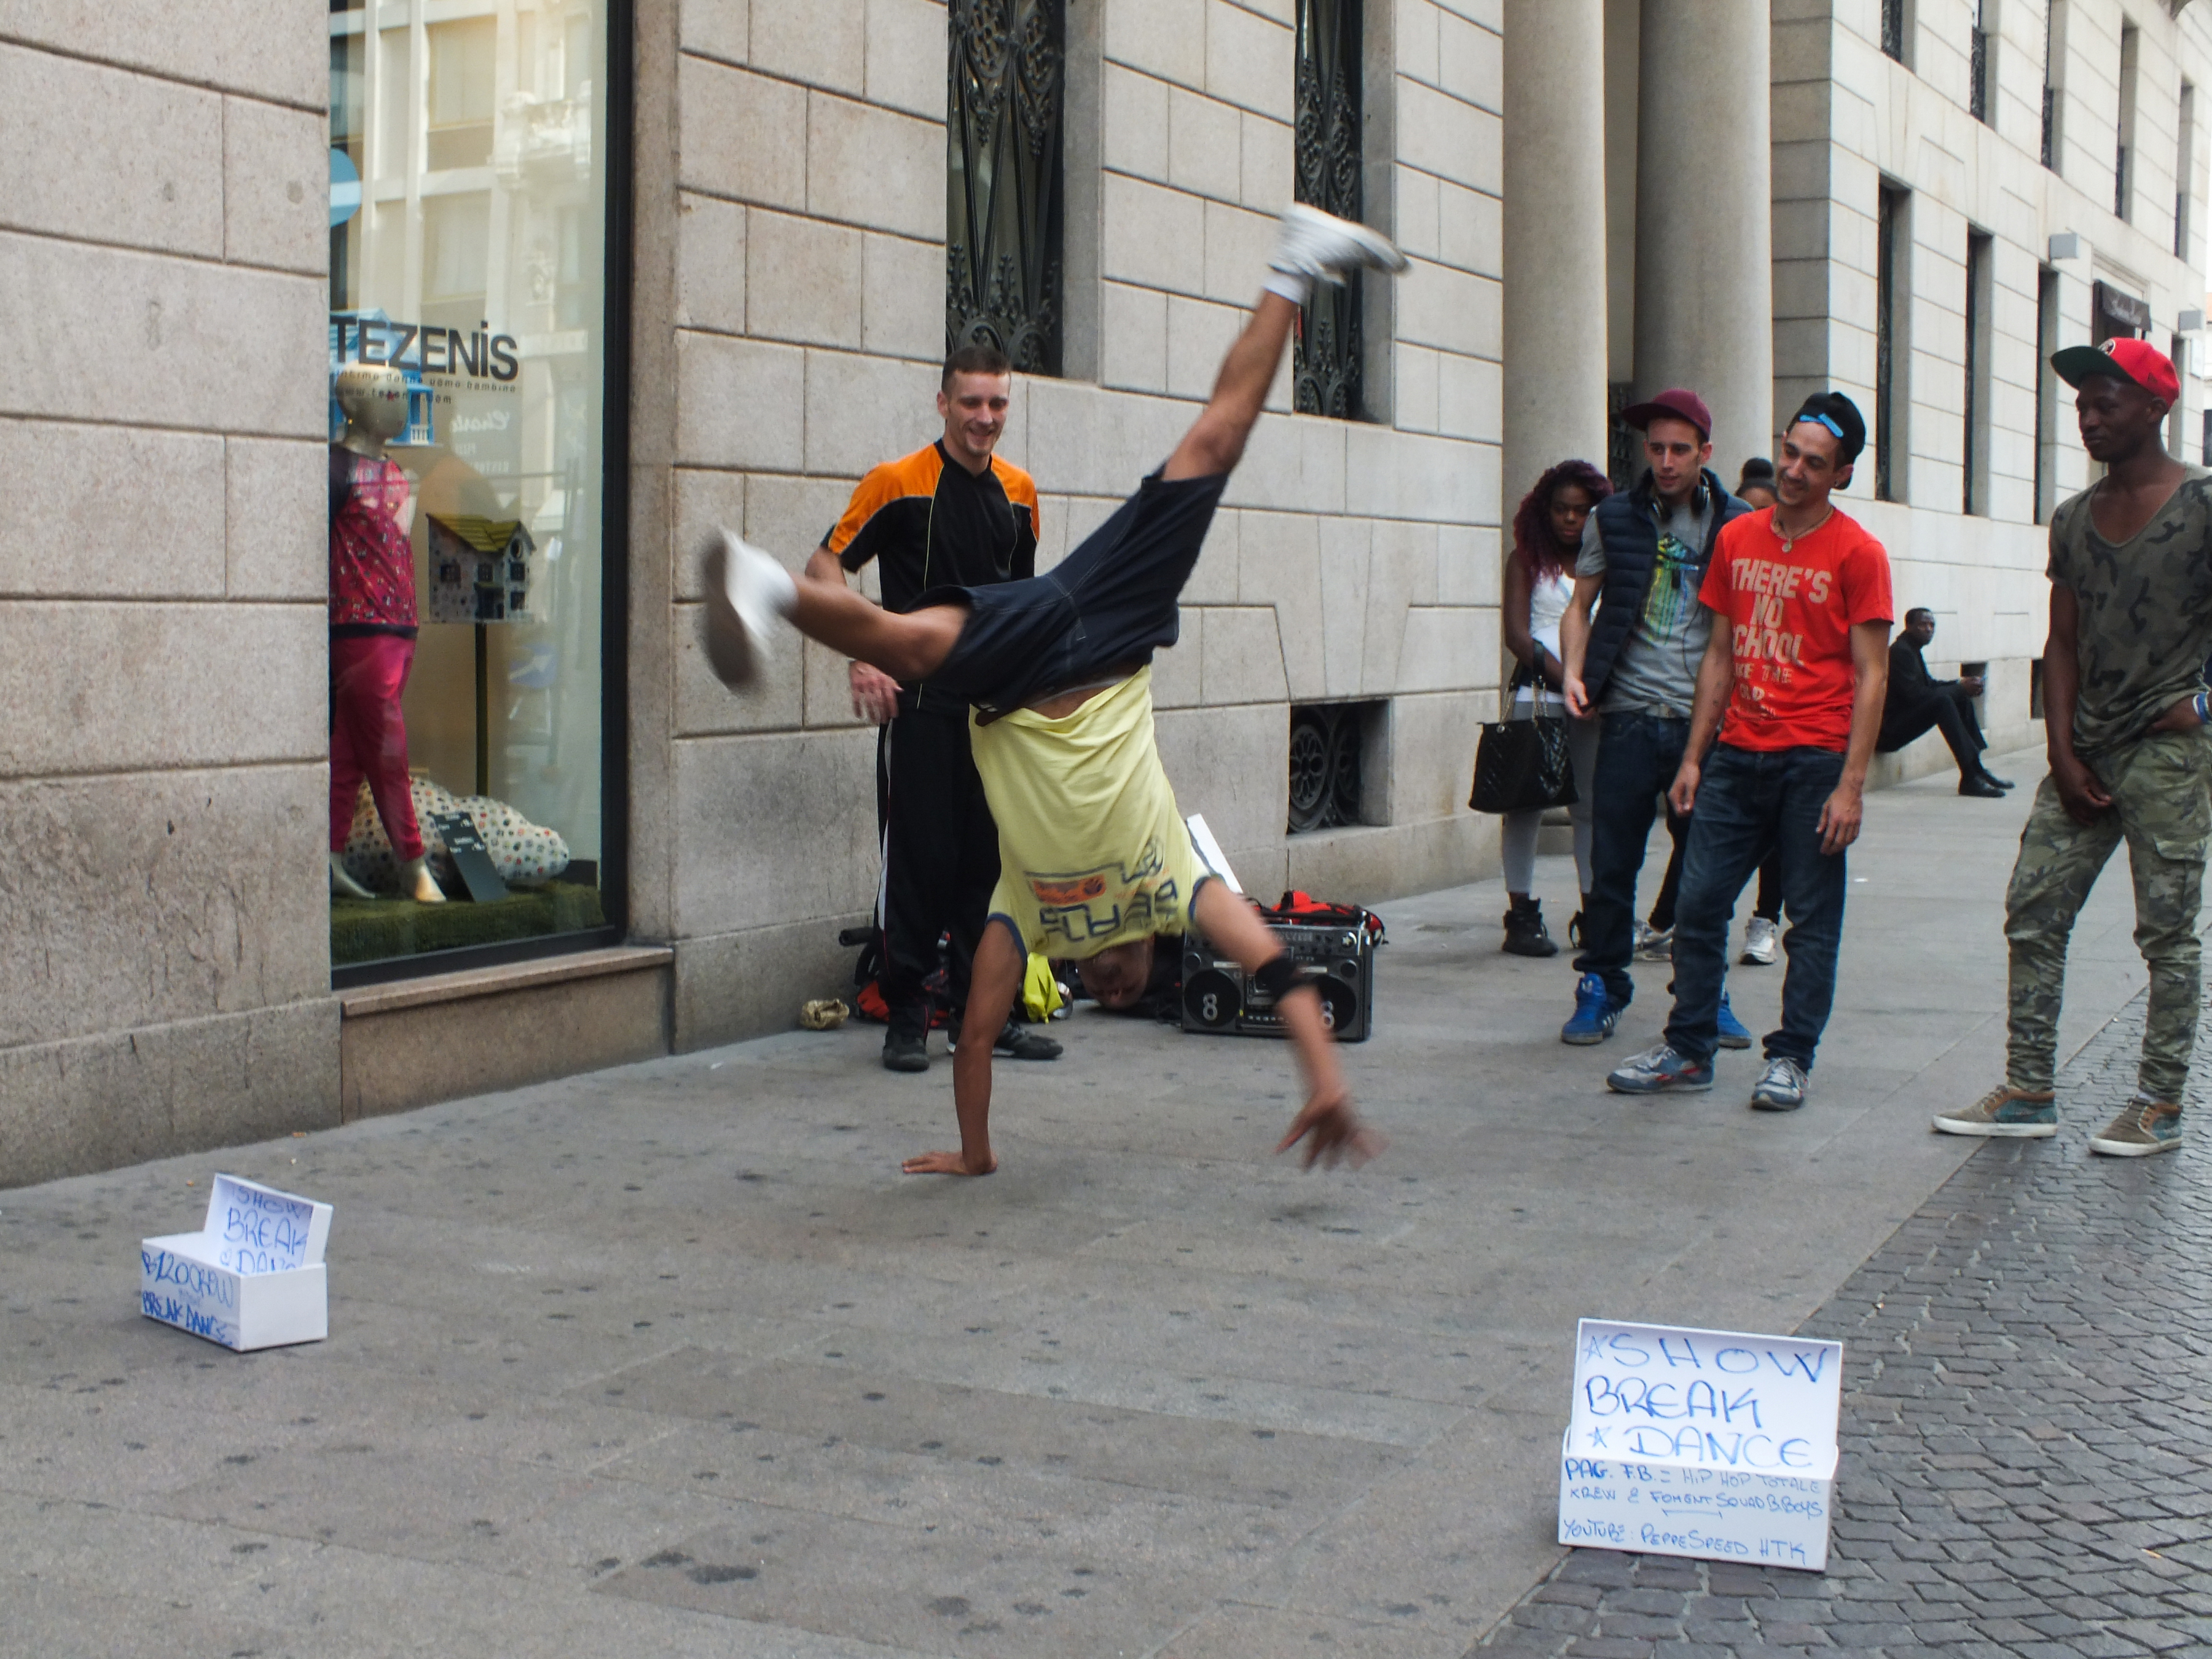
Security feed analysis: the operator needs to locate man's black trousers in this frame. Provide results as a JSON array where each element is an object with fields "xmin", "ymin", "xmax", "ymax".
[
  {"xmin": 1878, "ymin": 689, "xmax": 1985, "ymax": 775},
  {"xmin": 877, "ymin": 704, "xmax": 1000, "ymax": 1037}
]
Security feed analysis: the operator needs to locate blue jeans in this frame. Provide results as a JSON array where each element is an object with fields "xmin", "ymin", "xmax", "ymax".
[
  {"xmin": 1572, "ymin": 712, "xmax": 1690, "ymax": 1008},
  {"xmin": 1665, "ymin": 744, "xmax": 1849, "ymax": 1069}
]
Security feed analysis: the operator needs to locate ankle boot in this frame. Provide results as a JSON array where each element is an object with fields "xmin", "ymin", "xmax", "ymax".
[{"xmin": 1502, "ymin": 896, "xmax": 1559, "ymax": 958}]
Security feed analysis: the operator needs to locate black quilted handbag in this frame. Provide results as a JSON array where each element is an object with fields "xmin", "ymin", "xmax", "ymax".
[{"xmin": 1470, "ymin": 714, "xmax": 1578, "ymax": 814}]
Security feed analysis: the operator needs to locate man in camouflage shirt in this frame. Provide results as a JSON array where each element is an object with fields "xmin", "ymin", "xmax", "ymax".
[{"xmin": 1937, "ymin": 339, "xmax": 2212, "ymax": 1156}]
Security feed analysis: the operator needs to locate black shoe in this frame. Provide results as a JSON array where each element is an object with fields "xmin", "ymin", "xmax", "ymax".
[
  {"xmin": 994, "ymin": 1021, "xmax": 1062, "ymax": 1061},
  {"xmin": 882, "ymin": 1030, "xmax": 929, "ymax": 1072},
  {"xmin": 1502, "ymin": 899, "xmax": 1559, "ymax": 958},
  {"xmin": 1981, "ymin": 771, "xmax": 2015, "ymax": 789},
  {"xmin": 1959, "ymin": 773, "xmax": 2007, "ymax": 799},
  {"xmin": 946, "ymin": 1021, "xmax": 1064, "ymax": 1060}
]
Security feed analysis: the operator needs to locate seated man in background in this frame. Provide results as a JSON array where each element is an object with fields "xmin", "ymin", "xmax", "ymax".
[{"xmin": 1878, "ymin": 607, "xmax": 2012, "ymax": 797}]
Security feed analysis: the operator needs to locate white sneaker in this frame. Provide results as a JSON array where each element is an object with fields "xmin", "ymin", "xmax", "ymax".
[
  {"xmin": 1269, "ymin": 203, "xmax": 1409, "ymax": 286},
  {"xmin": 1741, "ymin": 916, "xmax": 1779, "ymax": 965},
  {"xmin": 702, "ymin": 527, "xmax": 789, "ymax": 688}
]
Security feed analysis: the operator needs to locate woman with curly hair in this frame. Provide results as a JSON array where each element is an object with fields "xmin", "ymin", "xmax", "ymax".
[{"xmin": 1498, "ymin": 458, "xmax": 1612, "ymax": 955}]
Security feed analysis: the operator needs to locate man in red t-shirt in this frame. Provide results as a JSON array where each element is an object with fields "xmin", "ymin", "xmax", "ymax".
[{"xmin": 1606, "ymin": 393, "xmax": 1894, "ymax": 1109}]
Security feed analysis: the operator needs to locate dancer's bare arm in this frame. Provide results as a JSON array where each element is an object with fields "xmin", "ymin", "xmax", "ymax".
[
  {"xmin": 803, "ymin": 544, "xmax": 901, "ymax": 721},
  {"xmin": 1189, "ymin": 880, "xmax": 1383, "ymax": 1169},
  {"xmin": 1162, "ymin": 291, "xmax": 1300, "ymax": 482},
  {"xmin": 903, "ymin": 921, "xmax": 1022, "ymax": 1175}
]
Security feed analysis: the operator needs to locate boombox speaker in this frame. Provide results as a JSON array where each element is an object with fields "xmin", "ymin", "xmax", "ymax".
[{"xmin": 1180, "ymin": 903, "xmax": 1379, "ymax": 1043}]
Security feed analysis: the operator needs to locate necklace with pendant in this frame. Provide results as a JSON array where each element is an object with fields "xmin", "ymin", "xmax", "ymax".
[{"xmin": 1771, "ymin": 504, "xmax": 1833, "ymax": 555}]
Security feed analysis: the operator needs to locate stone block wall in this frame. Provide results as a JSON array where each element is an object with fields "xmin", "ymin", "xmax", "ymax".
[
  {"xmin": 1772, "ymin": 0, "xmax": 2212, "ymax": 686},
  {"xmin": 0, "ymin": 4, "xmax": 340, "ymax": 1184},
  {"xmin": 633, "ymin": 0, "xmax": 1508, "ymax": 1049}
]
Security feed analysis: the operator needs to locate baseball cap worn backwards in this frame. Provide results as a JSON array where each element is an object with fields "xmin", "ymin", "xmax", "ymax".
[
  {"xmin": 2052, "ymin": 338, "xmax": 2180, "ymax": 406},
  {"xmin": 1619, "ymin": 387, "xmax": 1712, "ymax": 439}
]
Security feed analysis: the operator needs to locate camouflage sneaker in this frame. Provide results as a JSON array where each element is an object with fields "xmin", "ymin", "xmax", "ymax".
[
  {"xmin": 1932, "ymin": 1084, "xmax": 2057, "ymax": 1139},
  {"xmin": 2087, "ymin": 1097, "xmax": 2185, "ymax": 1158}
]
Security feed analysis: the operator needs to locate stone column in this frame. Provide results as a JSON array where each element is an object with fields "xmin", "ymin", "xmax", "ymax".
[
  {"xmin": 1631, "ymin": 0, "xmax": 1774, "ymax": 475},
  {"xmin": 1502, "ymin": 0, "xmax": 1611, "ymax": 509}
]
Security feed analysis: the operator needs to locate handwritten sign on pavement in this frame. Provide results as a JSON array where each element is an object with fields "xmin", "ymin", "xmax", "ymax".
[{"xmin": 1558, "ymin": 1318, "xmax": 1843, "ymax": 1572}]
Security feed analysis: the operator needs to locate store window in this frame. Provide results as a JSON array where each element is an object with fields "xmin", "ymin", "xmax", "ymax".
[{"xmin": 327, "ymin": 0, "xmax": 613, "ymax": 975}]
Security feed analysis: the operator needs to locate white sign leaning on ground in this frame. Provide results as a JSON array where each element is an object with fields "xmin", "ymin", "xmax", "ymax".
[
  {"xmin": 139, "ymin": 1175, "xmax": 334, "ymax": 1352},
  {"xmin": 1558, "ymin": 1318, "xmax": 1844, "ymax": 1572}
]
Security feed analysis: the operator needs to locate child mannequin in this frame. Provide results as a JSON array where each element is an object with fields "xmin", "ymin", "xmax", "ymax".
[{"xmin": 329, "ymin": 363, "xmax": 444, "ymax": 903}]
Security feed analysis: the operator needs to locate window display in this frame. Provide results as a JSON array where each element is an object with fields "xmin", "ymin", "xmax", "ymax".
[{"xmin": 328, "ymin": 0, "xmax": 610, "ymax": 971}]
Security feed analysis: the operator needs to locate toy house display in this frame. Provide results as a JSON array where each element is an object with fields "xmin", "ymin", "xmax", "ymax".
[{"xmin": 427, "ymin": 515, "xmax": 535, "ymax": 624}]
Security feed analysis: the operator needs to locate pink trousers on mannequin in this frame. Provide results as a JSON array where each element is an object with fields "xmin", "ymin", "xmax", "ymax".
[{"xmin": 330, "ymin": 633, "xmax": 425, "ymax": 860}]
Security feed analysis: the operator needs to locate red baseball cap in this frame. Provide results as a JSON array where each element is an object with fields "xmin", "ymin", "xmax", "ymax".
[
  {"xmin": 2052, "ymin": 338, "xmax": 2180, "ymax": 406},
  {"xmin": 1618, "ymin": 388, "xmax": 1713, "ymax": 440}
]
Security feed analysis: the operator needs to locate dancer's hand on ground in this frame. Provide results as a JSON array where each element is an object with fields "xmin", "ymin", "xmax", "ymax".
[
  {"xmin": 901, "ymin": 1148, "xmax": 997, "ymax": 1176},
  {"xmin": 1276, "ymin": 1087, "xmax": 1386, "ymax": 1171},
  {"xmin": 850, "ymin": 662, "xmax": 901, "ymax": 723}
]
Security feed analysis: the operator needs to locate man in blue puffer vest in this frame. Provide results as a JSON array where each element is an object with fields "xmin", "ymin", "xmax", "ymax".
[{"xmin": 1557, "ymin": 388, "xmax": 1754, "ymax": 1046}]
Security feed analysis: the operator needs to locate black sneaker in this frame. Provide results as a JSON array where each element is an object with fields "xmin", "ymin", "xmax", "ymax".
[
  {"xmin": 1502, "ymin": 899, "xmax": 1559, "ymax": 958},
  {"xmin": 881, "ymin": 1030, "xmax": 929, "ymax": 1073},
  {"xmin": 947, "ymin": 1021, "xmax": 1064, "ymax": 1061}
]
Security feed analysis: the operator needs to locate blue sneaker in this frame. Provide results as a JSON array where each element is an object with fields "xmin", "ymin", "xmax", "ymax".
[
  {"xmin": 1716, "ymin": 990, "xmax": 1752, "ymax": 1051},
  {"xmin": 1561, "ymin": 973, "xmax": 1623, "ymax": 1045},
  {"xmin": 1606, "ymin": 1043, "xmax": 1715, "ymax": 1094}
]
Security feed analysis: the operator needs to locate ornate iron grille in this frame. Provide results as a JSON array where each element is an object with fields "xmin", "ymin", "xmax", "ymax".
[
  {"xmin": 1969, "ymin": 21, "xmax": 1990, "ymax": 123},
  {"xmin": 946, "ymin": 0, "xmax": 1064, "ymax": 374},
  {"xmin": 1293, "ymin": 0, "xmax": 1363, "ymax": 419}
]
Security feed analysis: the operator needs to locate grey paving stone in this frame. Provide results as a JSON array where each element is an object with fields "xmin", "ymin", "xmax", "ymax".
[{"xmin": 1475, "ymin": 971, "xmax": 2212, "ymax": 1659}]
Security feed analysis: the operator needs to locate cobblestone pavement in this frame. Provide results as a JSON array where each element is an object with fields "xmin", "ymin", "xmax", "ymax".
[{"xmin": 1475, "ymin": 986, "xmax": 2212, "ymax": 1658}]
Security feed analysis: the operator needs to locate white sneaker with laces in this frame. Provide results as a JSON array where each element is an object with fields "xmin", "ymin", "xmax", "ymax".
[
  {"xmin": 702, "ymin": 527, "xmax": 794, "ymax": 689},
  {"xmin": 1741, "ymin": 916, "xmax": 1779, "ymax": 965},
  {"xmin": 1269, "ymin": 203, "xmax": 1410, "ymax": 286}
]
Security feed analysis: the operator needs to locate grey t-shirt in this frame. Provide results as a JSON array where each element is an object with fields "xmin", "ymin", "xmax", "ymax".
[
  {"xmin": 1575, "ymin": 493, "xmax": 1716, "ymax": 716},
  {"xmin": 2049, "ymin": 466, "xmax": 2212, "ymax": 755}
]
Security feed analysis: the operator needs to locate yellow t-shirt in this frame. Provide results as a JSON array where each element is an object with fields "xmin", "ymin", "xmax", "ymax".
[{"xmin": 971, "ymin": 666, "xmax": 1214, "ymax": 959}]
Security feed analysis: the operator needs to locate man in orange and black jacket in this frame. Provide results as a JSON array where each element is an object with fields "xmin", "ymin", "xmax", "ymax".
[{"xmin": 807, "ymin": 343, "xmax": 1064, "ymax": 1072}]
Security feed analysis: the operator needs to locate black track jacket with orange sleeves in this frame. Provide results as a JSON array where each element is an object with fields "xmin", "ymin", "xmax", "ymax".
[{"xmin": 826, "ymin": 441, "xmax": 1040, "ymax": 621}]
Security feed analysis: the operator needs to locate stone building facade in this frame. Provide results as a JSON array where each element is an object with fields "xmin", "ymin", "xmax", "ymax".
[
  {"xmin": 4, "ymin": 0, "xmax": 2207, "ymax": 1185},
  {"xmin": 628, "ymin": 0, "xmax": 1504, "ymax": 1049}
]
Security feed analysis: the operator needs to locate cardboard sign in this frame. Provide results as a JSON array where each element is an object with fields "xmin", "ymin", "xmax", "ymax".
[
  {"xmin": 427, "ymin": 808, "xmax": 509, "ymax": 903},
  {"xmin": 140, "ymin": 1175, "xmax": 333, "ymax": 1352},
  {"xmin": 1558, "ymin": 1319, "xmax": 1843, "ymax": 1571},
  {"xmin": 1185, "ymin": 812, "xmax": 1243, "ymax": 893}
]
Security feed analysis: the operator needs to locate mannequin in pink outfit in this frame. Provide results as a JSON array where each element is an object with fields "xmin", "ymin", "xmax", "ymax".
[{"xmin": 329, "ymin": 363, "xmax": 444, "ymax": 903}]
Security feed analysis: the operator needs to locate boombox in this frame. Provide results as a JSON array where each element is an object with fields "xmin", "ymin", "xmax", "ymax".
[{"xmin": 1180, "ymin": 908, "xmax": 1379, "ymax": 1043}]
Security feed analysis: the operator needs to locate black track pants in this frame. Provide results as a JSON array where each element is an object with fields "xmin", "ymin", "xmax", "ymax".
[{"xmin": 877, "ymin": 704, "xmax": 1001, "ymax": 1035}]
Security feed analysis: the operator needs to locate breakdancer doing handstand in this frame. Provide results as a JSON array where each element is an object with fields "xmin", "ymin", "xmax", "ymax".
[{"xmin": 705, "ymin": 205, "xmax": 1405, "ymax": 1176}]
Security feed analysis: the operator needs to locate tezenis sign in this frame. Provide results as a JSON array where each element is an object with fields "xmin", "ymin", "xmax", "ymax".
[{"xmin": 334, "ymin": 315, "xmax": 519, "ymax": 382}]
